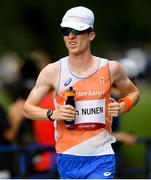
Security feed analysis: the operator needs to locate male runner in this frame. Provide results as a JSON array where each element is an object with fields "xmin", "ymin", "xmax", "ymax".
[{"xmin": 24, "ymin": 6, "xmax": 140, "ymax": 179}]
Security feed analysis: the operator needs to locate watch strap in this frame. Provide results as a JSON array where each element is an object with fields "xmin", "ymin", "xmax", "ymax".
[{"xmin": 47, "ymin": 109, "xmax": 55, "ymax": 121}]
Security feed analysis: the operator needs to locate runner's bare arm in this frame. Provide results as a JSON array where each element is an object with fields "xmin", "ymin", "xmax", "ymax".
[
  {"xmin": 23, "ymin": 62, "xmax": 76, "ymax": 121},
  {"xmin": 108, "ymin": 61, "xmax": 140, "ymax": 117},
  {"xmin": 23, "ymin": 62, "xmax": 57, "ymax": 120}
]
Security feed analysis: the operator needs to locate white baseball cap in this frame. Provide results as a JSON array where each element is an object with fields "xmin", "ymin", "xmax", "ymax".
[{"xmin": 60, "ymin": 6, "xmax": 94, "ymax": 31}]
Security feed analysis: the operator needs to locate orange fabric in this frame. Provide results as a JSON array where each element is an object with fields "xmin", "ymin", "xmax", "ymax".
[
  {"xmin": 118, "ymin": 97, "xmax": 133, "ymax": 112},
  {"xmin": 33, "ymin": 94, "xmax": 55, "ymax": 145},
  {"xmin": 34, "ymin": 152, "xmax": 50, "ymax": 172},
  {"xmin": 55, "ymin": 64, "xmax": 112, "ymax": 153},
  {"xmin": 32, "ymin": 94, "xmax": 55, "ymax": 171}
]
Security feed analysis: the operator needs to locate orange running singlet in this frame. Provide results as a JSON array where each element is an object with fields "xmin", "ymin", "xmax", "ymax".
[{"xmin": 54, "ymin": 57, "xmax": 115, "ymax": 156}]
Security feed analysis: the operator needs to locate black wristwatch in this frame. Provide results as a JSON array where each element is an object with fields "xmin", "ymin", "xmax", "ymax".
[{"xmin": 47, "ymin": 109, "xmax": 55, "ymax": 121}]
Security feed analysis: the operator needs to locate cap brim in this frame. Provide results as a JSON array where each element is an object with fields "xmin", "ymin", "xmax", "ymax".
[{"xmin": 60, "ymin": 20, "xmax": 90, "ymax": 31}]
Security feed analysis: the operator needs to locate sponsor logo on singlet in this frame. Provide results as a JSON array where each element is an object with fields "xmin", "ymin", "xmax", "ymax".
[
  {"xmin": 76, "ymin": 90, "xmax": 105, "ymax": 97},
  {"xmin": 64, "ymin": 78, "xmax": 72, "ymax": 86}
]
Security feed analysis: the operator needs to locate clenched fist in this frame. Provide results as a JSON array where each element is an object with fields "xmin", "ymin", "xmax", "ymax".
[{"xmin": 108, "ymin": 98, "xmax": 126, "ymax": 117}]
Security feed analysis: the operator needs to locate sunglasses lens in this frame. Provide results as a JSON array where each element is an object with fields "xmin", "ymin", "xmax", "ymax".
[
  {"xmin": 72, "ymin": 29, "xmax": 81, "ymax": 36},
  {"xmin": 62, "ymin": 28, "xmax": 86, "ymax": 36},
  {"xmin": 62, "ymin": 28, "xmax": 71, "ymax": 36}
]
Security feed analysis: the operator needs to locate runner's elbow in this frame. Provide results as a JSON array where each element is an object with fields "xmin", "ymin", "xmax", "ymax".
[
  {"xmin": 23, "ymin": 103, "xmax": 31, "ymax": 119},
  {"xmin": 135, "ymin": 87, "xmax": 140, "ymax": 103}
]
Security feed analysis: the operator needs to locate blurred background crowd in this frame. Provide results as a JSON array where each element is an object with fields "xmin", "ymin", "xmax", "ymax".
[{"xmin": 0, "ymin": 0, "xmax": 151, "ymax": 179}]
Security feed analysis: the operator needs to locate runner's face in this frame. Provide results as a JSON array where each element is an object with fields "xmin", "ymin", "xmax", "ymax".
[{"xmin": 63, "ymin": 29, "xmax": 92, "ymax": 55}]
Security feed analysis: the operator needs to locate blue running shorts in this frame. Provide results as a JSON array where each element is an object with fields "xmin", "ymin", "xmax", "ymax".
[{"xmin": 57, "ymin": 154, "xmax": 115, "ymax": 179}]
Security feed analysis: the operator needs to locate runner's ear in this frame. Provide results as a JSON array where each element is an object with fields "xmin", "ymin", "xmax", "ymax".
[{"xmin": 89, "ymin": 31, "xmax": 95, "ymax": 41}]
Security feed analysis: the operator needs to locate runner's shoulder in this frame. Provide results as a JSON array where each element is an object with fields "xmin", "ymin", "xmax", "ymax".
[
  {"xmin": 40, "ymin": 60, "xmax": 60, "ymax": 75},
  {"xmin": 108, "ymin": 60, "xmax": 124, "ymax": 73}
]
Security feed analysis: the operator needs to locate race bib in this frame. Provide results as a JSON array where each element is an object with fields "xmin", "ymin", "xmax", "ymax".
[{"xmin": 74, "ymin": 99, "xmax": 105, "ymax": 128}]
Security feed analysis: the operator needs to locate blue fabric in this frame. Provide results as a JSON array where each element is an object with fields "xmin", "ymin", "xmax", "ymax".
[{"xmin": 57, "ymin": 154, "xmax": 115, "ymax": 179}]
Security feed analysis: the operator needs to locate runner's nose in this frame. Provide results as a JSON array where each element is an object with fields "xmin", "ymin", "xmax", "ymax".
[{"xmin": 69, "ymin": 31, "xmax": 76, "ymax": 38}]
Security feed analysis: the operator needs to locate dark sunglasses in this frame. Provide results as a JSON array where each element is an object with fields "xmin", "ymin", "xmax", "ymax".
[{"xmin": 61, "ymin": 27, "xmax": 93, "ymax": 36}]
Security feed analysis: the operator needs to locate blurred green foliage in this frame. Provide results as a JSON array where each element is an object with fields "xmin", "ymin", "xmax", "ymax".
[
  {"xmin": 121, "ymin": 86, "xmax": 151, "ymax": 137},
  {"xmin": 120, "ymin": 84, "xmax": 151, "ymax": 178},
  {"xmin": 0, "ymin": 0, "xmax": 151, "ymax": 60}
]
